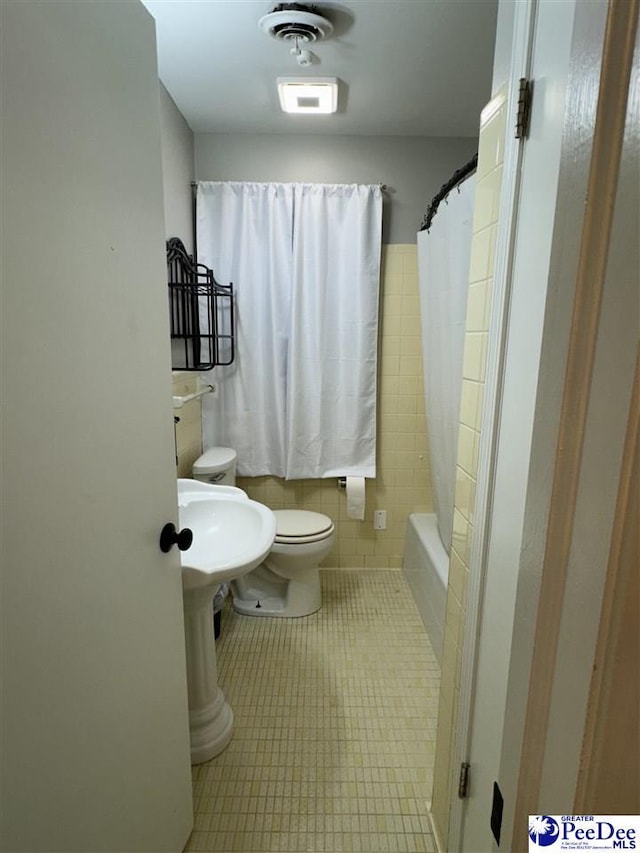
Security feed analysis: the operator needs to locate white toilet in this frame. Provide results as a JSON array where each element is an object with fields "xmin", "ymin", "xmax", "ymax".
[{"xmin": 192, "ymin": 448, "xmax": 335, "ymax": 618}]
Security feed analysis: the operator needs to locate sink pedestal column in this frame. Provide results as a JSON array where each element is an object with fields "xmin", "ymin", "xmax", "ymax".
[{"xmin": 182, "ymin": 586, "xmax": 233, "ymax": 764}]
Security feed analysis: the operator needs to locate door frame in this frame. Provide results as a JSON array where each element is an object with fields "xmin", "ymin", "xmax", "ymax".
[
  {"xmin": 512, "ymin": 0, "xmax": 639, "ymax": 838},
  {"xmin": 450, "ymin": 0, "xmax": 638, "ymax": 849},
  {"xmin": 446, "ymin": 0, "xmax": 537, "ymax": 847}
]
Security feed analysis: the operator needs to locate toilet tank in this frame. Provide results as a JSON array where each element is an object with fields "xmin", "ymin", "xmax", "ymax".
[{"xmin": 192, "ymin": 447, "xmax": 237, "ymax": 486}]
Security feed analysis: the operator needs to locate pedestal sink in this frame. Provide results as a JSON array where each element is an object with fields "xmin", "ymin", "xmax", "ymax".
[{"xmin": 176, "ymin": 479, "xmax": 276, "ymax": 764}]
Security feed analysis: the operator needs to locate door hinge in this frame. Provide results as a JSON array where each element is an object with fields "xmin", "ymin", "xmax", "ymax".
[
  {"xmin": 515, "ymin": 77, "xmax": 533, "ymax": 140},
  {"xmin": 458, "ymin": 762, "xmax": 470, "ymax": 799}
]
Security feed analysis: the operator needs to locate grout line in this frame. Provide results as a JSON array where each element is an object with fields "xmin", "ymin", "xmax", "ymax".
[{"xmin": 185, "ymin": 570, "xmax": 440, "ymax": 853}]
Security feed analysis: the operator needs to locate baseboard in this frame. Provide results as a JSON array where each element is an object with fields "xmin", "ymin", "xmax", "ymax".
[
  {"xmin": 319, "ymin": 565, "xmax": 403, "ymax": 571},
  {"xmin": 426, "ymin": 806, "xmax": 446, "ymax": 853}
]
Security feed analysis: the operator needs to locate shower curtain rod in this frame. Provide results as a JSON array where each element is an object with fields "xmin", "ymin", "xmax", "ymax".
[
  {"xmin": 418, "ymin": 153, "xmax": 478, "ymax": 233},
  {"xmin": 190, "ymin": 181, "xmax": 387, "ymax": 190}
]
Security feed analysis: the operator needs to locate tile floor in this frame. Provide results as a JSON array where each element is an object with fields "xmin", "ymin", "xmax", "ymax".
[{"xmin": 185, "ymin": 570, "xmax": 440, "ymax": 853}]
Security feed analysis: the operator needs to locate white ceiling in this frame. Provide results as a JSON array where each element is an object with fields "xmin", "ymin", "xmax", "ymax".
[{"xmin": 142, "ymin": 0, "xmax": 498, "ymax": 138}]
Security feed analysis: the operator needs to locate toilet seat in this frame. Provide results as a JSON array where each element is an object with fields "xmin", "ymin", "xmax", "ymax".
[{"xmin": 273, "ymin": 510, "xmax": 334, "ymax": 545}]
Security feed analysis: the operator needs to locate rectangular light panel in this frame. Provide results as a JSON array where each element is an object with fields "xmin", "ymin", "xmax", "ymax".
[{"xmin": 277, "ymin": 77, "xmax": 338, "ymax": 114}]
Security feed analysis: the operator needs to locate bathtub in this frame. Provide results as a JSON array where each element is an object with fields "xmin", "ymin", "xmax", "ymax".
[{"xmin": 402, "ymin": 513, "xmax": 449, "ymax": 665}]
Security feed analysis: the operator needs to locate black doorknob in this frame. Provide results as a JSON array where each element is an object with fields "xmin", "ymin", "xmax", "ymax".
[{"xmin": 159, "ymin": 523, "xmax": 193, "ymax": 553}]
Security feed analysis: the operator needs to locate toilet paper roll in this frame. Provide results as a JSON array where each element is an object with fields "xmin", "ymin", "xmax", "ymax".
[{"xmin": 346, "ymin": 476, "xmax": 366, "ymax": 521}]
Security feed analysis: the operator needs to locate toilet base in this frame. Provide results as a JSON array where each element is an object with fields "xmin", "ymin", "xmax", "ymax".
[
  {"xmin": 232, "ymin": 593, "xmax": 321, "ymax": 618},
  {"xmin": 231, "ymin": 565, "xmax": 321, "ymax": 618}
]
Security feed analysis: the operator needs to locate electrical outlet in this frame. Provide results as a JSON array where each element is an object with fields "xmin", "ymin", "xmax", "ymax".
[{"xmin": 373, "ymin": 510, "xmax": 387, "ymax": 530}]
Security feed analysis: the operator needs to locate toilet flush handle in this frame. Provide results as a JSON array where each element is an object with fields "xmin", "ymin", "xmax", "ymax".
[{"xmin": 159, "ymin": 523, "xmax": 193, "ymax": 554}]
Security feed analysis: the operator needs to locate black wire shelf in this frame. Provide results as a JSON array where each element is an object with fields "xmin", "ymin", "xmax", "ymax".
[{"xmin": 166, "ymin": 237, "xmax": 235, "ymax": 371}]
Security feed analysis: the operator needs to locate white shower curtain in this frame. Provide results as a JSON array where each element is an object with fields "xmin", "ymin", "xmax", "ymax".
[
  {"xmin": 197, "ymin": 181, "xmax": 382, "ymax": 479},
  {"xmin": 417, "ymin": 174, "xmax": 475, "ymax": 553},
  {"xmin": 286, "ymin": 184, "xmax": 382, "ymax": 478},
  {"xmin": 197, "ymin": 182, "xmax": 294, "ymax": 475}
]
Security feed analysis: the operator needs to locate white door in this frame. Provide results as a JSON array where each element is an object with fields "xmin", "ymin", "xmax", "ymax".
[
  {"xmin": 459, "ymin": 0, "xmax": 582, "ymax": 849},
  {"xmin": 1, "ymin": 3, "xmax": 193, "ymax": 851}
]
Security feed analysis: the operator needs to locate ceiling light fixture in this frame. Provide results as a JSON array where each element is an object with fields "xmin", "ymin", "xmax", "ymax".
[
  {"xmin": 259, "ymin": 5, "xmax": 333, "ymax": 44},
  {"xmin": 259, "ymin": 4, "xmax": 333, "ymax": 67},
  {"xmin": 291, "ymin": 37, "xmax": 313, "ymax": 67},
  {"xmin": 277, "ymin": 77, "xmax": 338, "ymax": 114}
]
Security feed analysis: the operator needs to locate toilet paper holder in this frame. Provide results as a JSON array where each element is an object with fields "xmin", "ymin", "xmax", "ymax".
[{"xmin": 338, "ymin": 475, "xmax": 366, "ymax": 521}]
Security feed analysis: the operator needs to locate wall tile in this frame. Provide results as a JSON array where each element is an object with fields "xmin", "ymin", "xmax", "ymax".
[
  {"xmin": 465, "ymin": 280, "xmax": 490, "ymax": 333},
  {"xmin": 451, "ymin": 509, "xmax": 470, "ymax": 566},
  {"xmin": 394, "ymin": 433, "xmax": 417, "ymax": 452},
  {"xmin": 468, "ymin": 225, "xmax": 496, "ymax": 284},
  {"xmin": 459, "ymin": 379, "xmax": 484, "ymax": 431},
  {"xmin": 472, "ymin": 167, "xmax": 503, "ymax": 233},
  {"xmin": 448, "ymin": 548, "xmax": 466, "ymax": 610},
  {"xmin": 177, "ymin": 444, "xmax": 202, "ymax": 479},
  {"xmin": 172, "ymin": 373, "xmax": 202, "ymax": 478},
  {"xmin": 402, "ymin": 250, "xmax": 418, "ymax": 278},
  {"xmin": 399, "ymin": 356, "xmax": 422, "ymax": 377},
  {"xmin": 462, "ymin": 332, "xmax": 488, "ymax": 382},
  {"xmin": 454, "ymin": 466, "xmax": 476, "ymax": 524},
  {"xmin": 457, "ymin": 424, "xmax": 476, "ymax": 477},
  {"xmin": 364, "ymin": 555, "xmax": 391, "ymax": 569},
  {"xmin": 471, "ymin": 429, "xmax": 480, "ymax": 476},
  {"xmin": 445, "ymin": 593, "xmax": 463, "ymax": 655},
  {"xmin": 382, "ymin": 252, "xmax": 404, "ymax": 281},
  {"xmin": 431, "ymin": 83, "xmax": 508, "ymax": 847},
  {"xmin": 401, "ymin": 314, "xmax": 422, "ymax": 337},
  {"xmin": 477, "ymin": 91, "xmax": 508, "ymax": 175},
  {"xmin": 172, "ymin": 372, "xmax": 199, "ymax": 397},
  {"xmin": 383, "ymin": 294, "xmax": 403, "ymax": 316},
  {"xmin": 400, "ymin": 336, "xmax": 422, "ymax": 358},
  {"xmin": 381, "ymin": 352, "xmax": 401, "ymax": 375},
  {"xmin": 401, "ymin": 295, "xmax": 420, "ymax": 317}
]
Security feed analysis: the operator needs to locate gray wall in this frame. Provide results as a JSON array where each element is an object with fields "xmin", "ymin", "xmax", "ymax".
[
  {"xmin": 491, "ymin": 0, "xmax": 516, "ymax": 95},
  {"xmin": 159, "ymin": 83, "xmax": 195, "ymax": 252},
  {"xmin": 195, "ymin": 132, "xmax": 477, "ymax": 244}
]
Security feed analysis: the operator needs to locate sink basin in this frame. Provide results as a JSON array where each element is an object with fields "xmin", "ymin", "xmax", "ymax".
[
  {"xmin": 175, "ymin": 478, "xmax": 276, "ymax": 764},
  {"xmin": 177, "ymin": 478, "xmax": 276, "ymax": 590}
]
